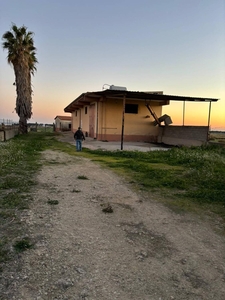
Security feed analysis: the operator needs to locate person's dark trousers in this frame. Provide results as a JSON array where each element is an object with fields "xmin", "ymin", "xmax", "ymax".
[{"xmin": 76, "ymin": 139, "xmax": 82, "ymax": 151}]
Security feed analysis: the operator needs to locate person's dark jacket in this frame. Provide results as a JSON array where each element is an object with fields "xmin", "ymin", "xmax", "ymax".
[{"xmin": 74, "ymin": 129, "xmax": 85, "ymax": 140}]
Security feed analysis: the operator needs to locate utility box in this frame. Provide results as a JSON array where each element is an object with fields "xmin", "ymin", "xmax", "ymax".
[
  {"xmin": 158, "ymin": 114, "xmax": 173, "ymax": 126},
  {"xmin": 109, "ymin": 85, "xmax": 127, "ymax": 91}
]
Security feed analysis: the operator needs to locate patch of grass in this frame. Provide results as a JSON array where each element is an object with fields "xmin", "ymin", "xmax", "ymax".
[
  {"xmin": 0, "ymin": 176, "xmax": 22, "ymax": 189},
  {"xmin": 13, "ymin": 237, "xmax": 33, "ymax": 252},
  {"xmin": 0, "ymin": 237, "xmax": 9, "ymax": 264},
  {"xmin": 84, "ymin": 146, "xmax": 225, "ymax": 204},
  {"xmin": 77, "ymin": 175, "xmax": 88, "ymax": 180},
  {"xmin": 79, "ymin": 145, "xmax": 225, "ymax": 226},
  {"xmin": 0, "ymin": 132, "xmax": 61, "ymax": 268},
  {"xmin": 0, "ymin": 248, "xmax": 8, "ymax": 264},
  {"xmin": 45, "ymin": 160, "xmax": 63, "ymax": 165},
  {"xmin": 71, "ymin": 189, "xmax": 81, "ymax": 193},
  {"xmin": 209, "ymin": 131, "xmax": 225, "ymax": 144},
  {"xmin": 0, "ymin": 211, "xmax": 16, "ymax": 225},
  {"xmin": 0, "ymin": 192, "xmax": 29, "ymax": 209},
  {"xmin": 47, "ymin": 200, "xmax": 59, "ymax": 205}
]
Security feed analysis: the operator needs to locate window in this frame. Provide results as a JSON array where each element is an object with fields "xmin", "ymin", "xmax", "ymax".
[
  {"xmin": 75, "ymin": 111, "xmax": 77, "ymax": 117},
  {"xmin": 85, "ymin": 107, "xmax": 88, "ymax": 114},
  {"xmin": 125, "ymin": 104, "xmax": 138, "ymax": 114}
]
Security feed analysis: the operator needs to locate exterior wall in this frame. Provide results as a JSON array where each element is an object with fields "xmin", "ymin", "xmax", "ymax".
[
  {"xmin": 72, "ymin": 111, "xmax": 80, "ymax": 132},
  {"xmin": 0, "ymin": 128, "xmax": 18, "ymax": 141},
  {"xmin": 71, "ymin": 98, "xmax": 163, "ymax": 142},
  {"xmin": 55, "ymin": 118, "xmax": 71, "ymax": 132},
  {"xmin": 97, "ymin": 98, "xmax": 162, "ymax": 142},
  {"xmin": 55, "ymin": 118, "xmax": 61, "ymax": 131},
  {"xmin": 81, "ymin": 105, "xmax": 89, "ymax": 134},
  {"xmin": 72, "ymin": 107, "xmax": 90, "ymax": 137},
  {"xmin": 158, "ymin": 126, "xmax": 208, "ymax": 146}
]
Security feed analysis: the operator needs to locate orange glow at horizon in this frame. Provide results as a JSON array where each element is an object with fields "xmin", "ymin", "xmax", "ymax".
[{"xmin": 163, "ymin": 100, "xmax": 225, "ymax": 130}]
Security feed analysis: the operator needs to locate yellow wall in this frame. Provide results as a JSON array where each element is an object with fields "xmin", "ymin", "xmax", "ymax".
[
  {"xmin": 72, "ymin": 111, "xmax": 79, "ymax": 132},
  {"xmin": 81, "ymin": 106, "xmax": 89, "ymax": 132},
  {"xmin": 97, "ymin": 98, "xmax": 162, "ymax": 141}
]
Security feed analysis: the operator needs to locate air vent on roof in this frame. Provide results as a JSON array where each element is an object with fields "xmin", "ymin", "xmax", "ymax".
[{"xmin": 109, "ymin": 85, "xmax": 127, "ymax": 91}]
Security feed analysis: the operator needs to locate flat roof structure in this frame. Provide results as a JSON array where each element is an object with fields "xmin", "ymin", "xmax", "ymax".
[{"xmin": 64, "ymin": 90, "xmax": 218, "ymax": 113}]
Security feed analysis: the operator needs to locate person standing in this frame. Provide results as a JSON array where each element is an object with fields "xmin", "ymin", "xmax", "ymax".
[{"xmin": 74, "ymin": 127, "xmax": 85, "ymax": 151}]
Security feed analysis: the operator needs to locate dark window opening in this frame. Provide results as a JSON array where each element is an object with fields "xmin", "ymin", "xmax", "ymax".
[
  {"xmin": 75, "ymin": 111, "xmax": 77, "ymax": 117},
  {"xmin": 125, "ymin": 104, "xmax": 138, "ymax": 114},
  {"xmin": 85, "ymin": 107, "xmax": 88, "ymax": 114}
]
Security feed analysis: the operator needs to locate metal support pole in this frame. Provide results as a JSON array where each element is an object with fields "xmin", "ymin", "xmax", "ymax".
[
  {"xmin": 183, "ymin": 101, "xmax": 185, "ymax": 126},
  {"xmin": 207, "ymin": 101, "xmax": 212, "ymax": 141},
  {"xmin": 96, "ymin": 100, "xmax": 99, "ymax": 139}
]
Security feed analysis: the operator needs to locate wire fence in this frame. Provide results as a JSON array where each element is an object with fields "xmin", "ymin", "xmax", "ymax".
[
  {"xmin": 0, "ymin": 119, "xmax": 16, "ymax": 125},
  {"xmin": 0, "ymin": 119, "xmax": 55, "ymax": 135},
  {"xmin": 0, "ymin": 119, "xmax": 18, "ymax": 132}
]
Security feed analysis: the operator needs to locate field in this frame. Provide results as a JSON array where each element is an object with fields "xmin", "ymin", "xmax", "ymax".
[
  {"xmin": 0, "ymin": 132, "xmax": 225, "ymax": 268},
  {"xmin": 209, "ymin": 131, "xmax": 225, "ymax": 144}
]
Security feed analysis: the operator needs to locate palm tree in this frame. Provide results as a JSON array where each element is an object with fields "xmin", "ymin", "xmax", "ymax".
[{"xmin": 2, "ymin": 24, "xmax": 38, "ymax": 133}]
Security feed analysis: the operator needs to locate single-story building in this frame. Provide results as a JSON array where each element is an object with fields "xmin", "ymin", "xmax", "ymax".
[
  {"xmin": 64, "ymin": 87, "xmax": 218, "ymax": 147},
  {"xmin": 54, "ymin": 115, "xmax": 72, "ymax": 132}
]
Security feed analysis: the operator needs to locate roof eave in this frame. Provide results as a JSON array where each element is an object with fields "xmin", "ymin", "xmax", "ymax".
[{"xmin": 64, "ymin": 90, "xmax": 219, "ymax": 113}]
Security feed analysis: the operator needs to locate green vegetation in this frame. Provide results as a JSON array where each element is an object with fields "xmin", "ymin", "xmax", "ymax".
[
  {"xmin": 0, "ymin": 132, "xmax": 60, "ymax": 267},
  {"xmin": 209, "ymin": 131, "xmax": 225, "ymax": 145},
  {"xmin": 13, "ymin": 237, "xmax": 33, "ymax": 252},
  {"xmin": 85, "ymin": 146, "xmax": 225, "ymax": 208},
  {"xmin": 77, "ymin": 175, "xmax": 89, "ymax": 180},
  {"xmin": 37, "ymin": 125, "xmax": 54, "ymax": 133},
  {"xmin": 83, "ymin": 145, "xmax": 225, "ymax": 223},
  {"xmin": 0, "ymin": 132, "xmax": 224, "ymax": 268},
  {"xmin": 85, "ymin": 146, "xmax": 225, "ymax": 202},
  {"xmin": 47, "ymin": 200, "xmax": 59, "ymax": 205}
]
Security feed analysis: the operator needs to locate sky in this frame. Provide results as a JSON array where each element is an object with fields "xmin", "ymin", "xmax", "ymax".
[{"xmin": 0, "ymin": 0, "xmax": 224, "ymax": 130}]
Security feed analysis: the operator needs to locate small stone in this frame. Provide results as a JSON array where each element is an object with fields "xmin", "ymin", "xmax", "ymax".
[{"xmin": 55, "ymin": 278, "xmax": 73, "ymax": 289}]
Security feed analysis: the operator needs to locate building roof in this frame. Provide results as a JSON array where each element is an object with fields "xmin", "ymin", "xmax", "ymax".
[
  {"xmin": 54, "ymin": 115, "xmax": 72, "ymax": 121},
  {"xmin": 64, "ymin": 90, "xmax": 219, "ymax": 113}
]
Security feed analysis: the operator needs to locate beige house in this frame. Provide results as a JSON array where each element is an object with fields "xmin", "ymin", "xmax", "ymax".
[
  {"xmin": 54, "ymin": 115, "xmax": 72, "ymax": 132},
  {"xmin": 64, "ymin": 88, "xmax": 218, "ymax": 146}
]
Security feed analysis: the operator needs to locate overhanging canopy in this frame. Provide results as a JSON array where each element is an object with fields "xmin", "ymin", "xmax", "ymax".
[{"xmin": 64, "ymin": 90, "xmax": 218, "ymax": 113}]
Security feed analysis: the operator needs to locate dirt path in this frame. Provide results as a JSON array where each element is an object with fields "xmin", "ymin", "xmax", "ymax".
[{"xmin": 2, "ymin": 150, "xmax": 225, "ymax": 300}]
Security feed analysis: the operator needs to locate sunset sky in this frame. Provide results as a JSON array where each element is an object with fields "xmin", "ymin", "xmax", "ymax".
[{"xmin": 0, "ymin": 0, "xmax": 224, "ymax": 130}]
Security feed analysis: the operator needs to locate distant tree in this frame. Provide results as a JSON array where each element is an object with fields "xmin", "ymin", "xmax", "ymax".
[{"xmin": 2, "ymin": 24, "xmax": 38, "ymax": 134}]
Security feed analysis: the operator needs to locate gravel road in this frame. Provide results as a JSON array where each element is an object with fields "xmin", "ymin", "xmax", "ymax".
[{"xmin": 1, "ymin": 149, "xmax": 225, "ymax": 300}]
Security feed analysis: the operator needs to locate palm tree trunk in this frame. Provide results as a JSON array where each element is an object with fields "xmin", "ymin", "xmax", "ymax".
[
  {"xmin": 14, "ymin": 60, "xmax": 32, "ymax": 134},
  {"xmin": 19, "ymin": 116, "xmax": 28, "ymax": 134}
]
